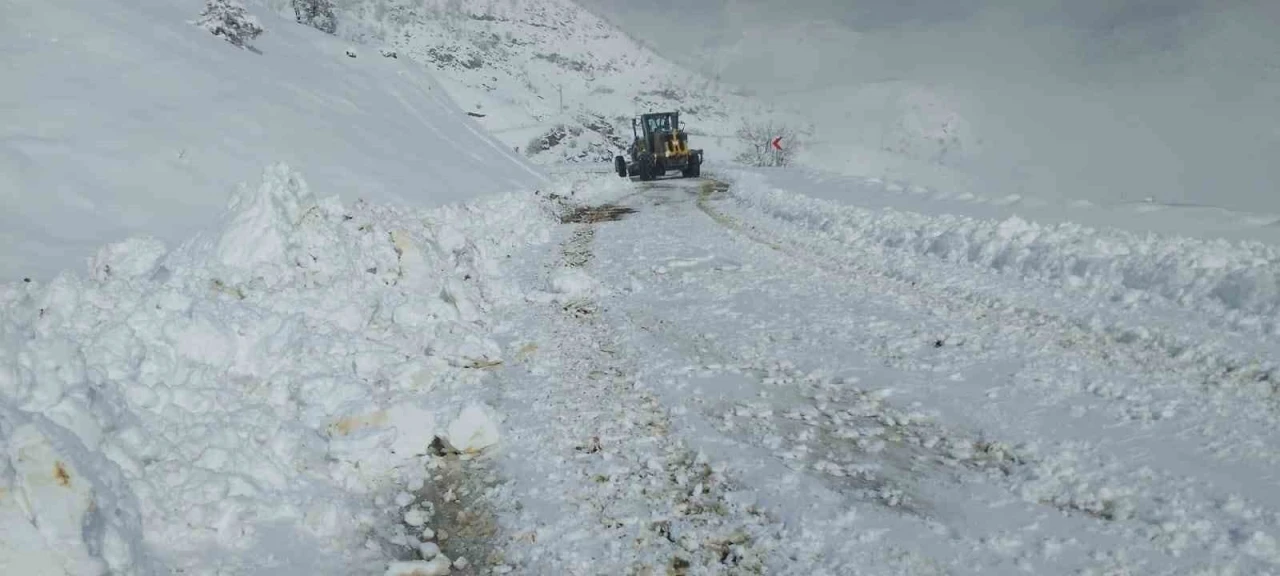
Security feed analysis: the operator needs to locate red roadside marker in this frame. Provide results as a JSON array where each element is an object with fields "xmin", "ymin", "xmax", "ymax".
[{"xmin": 771, "ymin": 136, "xmax": 783, "ymax": 151}]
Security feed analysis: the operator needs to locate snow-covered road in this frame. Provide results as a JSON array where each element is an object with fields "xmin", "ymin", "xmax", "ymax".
[
  {"xmin": 476, "ymin": 171, "xmax": 1280, "ymax": 574},
  {"xmin": 5, "ymin": 165, "xmax": 1278, "ymax": 575}
]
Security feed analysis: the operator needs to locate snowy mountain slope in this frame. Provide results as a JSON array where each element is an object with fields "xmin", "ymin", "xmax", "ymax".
[
  {"xmin": 305, "ymin": 0, "xmax": 792, "ymax": 164},
  {"xmin": 9, "ymin": 0, "xmax": 1280, "ymax": 574},
  {"xmin": 1, "ymin": 0, "xmax": 544, "ymax": 281}
]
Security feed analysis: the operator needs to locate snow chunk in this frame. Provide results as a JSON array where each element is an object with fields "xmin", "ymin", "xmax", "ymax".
[
  {"xmin": 213, "ymin": 163, "xmax": 317, "ymax": 272},
  {"xmin": 546, "ymin": 267, "xmax": 601, "ymax": 300},
  {"xmin": 89, "ymin": 237, "xmax": 167, "ymax": 282},
  {"xmin": 0, "ymin": 420, "xmax": 144, "ymax": 575},
  {"xmin": 386, "ymin": 558, "xmax": 451, "ymax": 576},
  {"xmin": 386, "ymin": 404, "xmax": 439, "ymax": 460},
  {"xmin": 390, "ymin": 229, "xmax": 430, "ymax": 285},
  {"xmin": 327, "ymin": 404, "xmax": 438, "ymax": 477},
  {"xmin": 445, "ymin": 404, "xmax": 501, "ymax": 454},
  {"xmin": 405, "ymin": 508, "xmax": 429, "ymax": 527}
]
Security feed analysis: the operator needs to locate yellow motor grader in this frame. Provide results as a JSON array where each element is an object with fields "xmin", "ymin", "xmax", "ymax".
[{"xmin": 614, "ymin": 111, "xmax": 703, "ymax": 180}]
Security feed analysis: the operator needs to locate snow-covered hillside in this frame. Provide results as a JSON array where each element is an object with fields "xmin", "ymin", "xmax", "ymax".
[
  {"xmin": 1, "ymin": 0, "xmax": 543, "ymax": 280},
  {"xmin": 299, "ymin": 0, "xmax": 791, "ymax": 164},
  {"xmin": 8, "ymin": 0, "xmax": 1280, "ymax": 575},
  {"xmin": 1, "ymin": 0, "xmax": 554, "ymax": 573}
]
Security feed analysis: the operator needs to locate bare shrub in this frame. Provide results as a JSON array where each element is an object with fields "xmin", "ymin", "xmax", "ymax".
[{"xmin": 734, "ymin": 120, "xmax": 800, "ymax": 168}]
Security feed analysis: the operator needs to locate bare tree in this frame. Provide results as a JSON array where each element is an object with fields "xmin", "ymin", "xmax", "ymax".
[
  {"xmin": 195, "ymin": 0, "xmax": 264, "ymax": 49},
  {"xmin": 734, "ymin": 120, "xmax": 800, "ymax": 168}
]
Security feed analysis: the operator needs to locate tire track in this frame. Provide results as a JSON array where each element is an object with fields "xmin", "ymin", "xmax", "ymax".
[
  {"xmin": 587, "ymin": 174, "xmax": 1280, "ymax": 573},
  {"xmin": 484, "ymin": 193, "xmax": 782, "ymax": 574}
]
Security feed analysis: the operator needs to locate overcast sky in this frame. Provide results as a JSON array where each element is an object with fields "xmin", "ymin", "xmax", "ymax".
[{"xmin": 576, "ymin": 0, "xmax": 1256, "ymax": 86}]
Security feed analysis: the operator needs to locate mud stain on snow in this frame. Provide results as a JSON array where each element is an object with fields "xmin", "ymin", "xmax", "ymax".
[
  {"xmin": 561, "ymin": 226, "xmax": 595, "ymax": 268},
  {"xmin": 560, "ymin": 203, "xmax": 637, "ymax": 224},
  {"xmin": 327, "ymin": 410, "xmax": 389, "ymax": 437},
  {"xmin": 53, "ymin": 461, "xmax": 71, "ymax": 487},
  {"xmin": 411, "ymin": 450, "xmax": 504, "ymax": 572}
]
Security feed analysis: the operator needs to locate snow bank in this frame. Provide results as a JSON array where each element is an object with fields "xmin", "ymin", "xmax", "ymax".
[
  {"xmin": 725, "ymin": 171, "xmax": 1280, "ymax": 331},
  {"xmin": 0, "ymin": 164, "xmax": 554, "ymax": 574}
]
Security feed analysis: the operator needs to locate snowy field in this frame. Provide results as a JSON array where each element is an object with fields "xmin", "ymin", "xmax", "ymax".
[{"xmin": 4, "ymin": 0, "xmax": 1280, "ymax": 575}]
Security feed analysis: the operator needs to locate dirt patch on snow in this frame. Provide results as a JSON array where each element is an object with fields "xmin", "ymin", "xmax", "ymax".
[
  {"xmin": 561, "ymin": 226, "xmax": 595, "ymax": 268},
  {"xmin": 559, "ymin": 203, "xmax": 637, "ymax": 224},
  {"xmin": 396, "ymin": 449, "xmax": 506, "ymax": 574}
]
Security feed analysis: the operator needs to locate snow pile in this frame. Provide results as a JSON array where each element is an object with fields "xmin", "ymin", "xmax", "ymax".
[
  {"xmin": 0, "ymin": 164, "xmax": 554, "ymax": 574},
  {"xmin": 725, "ymin": 171, "xmax": 1280, "ymax": 330}
]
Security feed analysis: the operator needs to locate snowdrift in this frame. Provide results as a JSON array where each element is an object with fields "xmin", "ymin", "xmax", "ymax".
[
  {"xmin": 0, "ymin": 163, "xmax": 555, "ymax": 574},
  {"xmin": 724, "ymin": 170, "xmax": 1280, "ymax": 333},
  {"xmin": 0, "ymin": 0, "xmax": 545, "ymax": 280}
]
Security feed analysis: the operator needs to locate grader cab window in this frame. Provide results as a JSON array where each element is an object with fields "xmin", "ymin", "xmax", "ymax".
[{"xmin": 646, "ymin": 115, "xmax": 672, "ymax": 133}]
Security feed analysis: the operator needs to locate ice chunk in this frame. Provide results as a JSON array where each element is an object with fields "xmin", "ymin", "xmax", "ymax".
[
  {"xmin": 547, "ymin": 267, "xmax": 600, "ymax": 299},
  {"xmin": 405, "ymin": 508, "xmax": 429, "ymax": 527},
  {"xmin": 445, "ymin": 404, "xmax": 501, "ymax": 454},
  {"xmin": 385, "ymin": 557, "xmax": 452, "ymax": 576}
]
